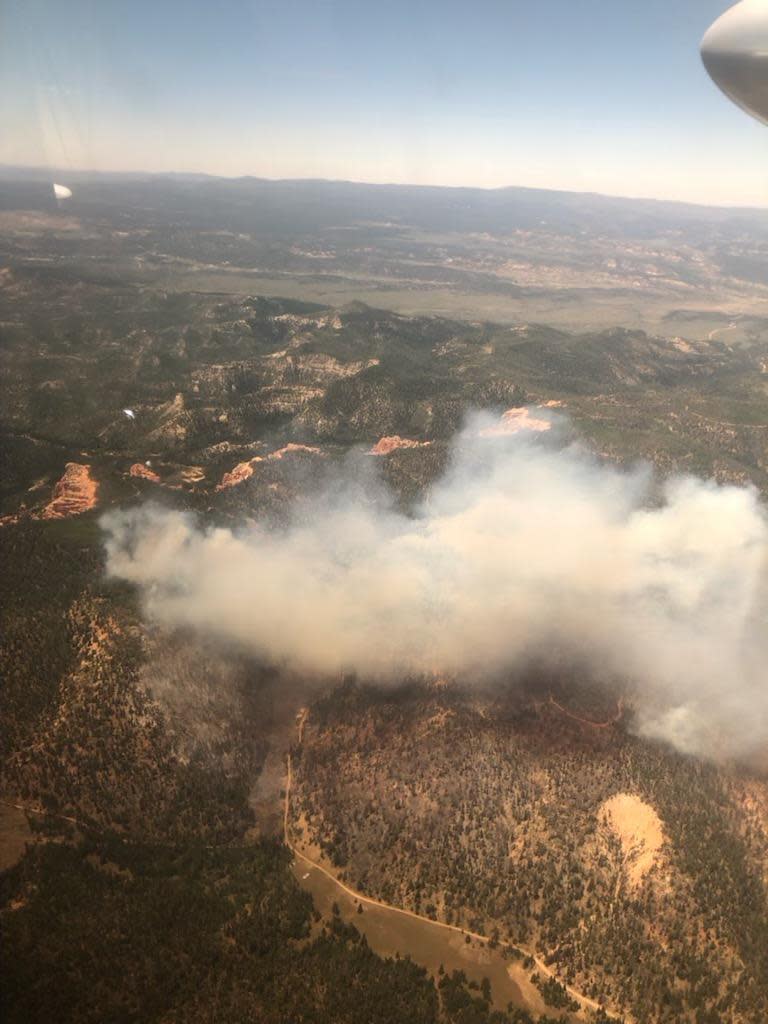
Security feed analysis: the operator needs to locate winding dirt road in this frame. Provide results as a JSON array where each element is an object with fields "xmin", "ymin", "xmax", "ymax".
[
  {"xmin": 283, "ymin": 710, "xmax": 608, "ymax": 1019},
  {"xmin": 548, "ymin": 696, "xmax": 625, "ymax": 730}
]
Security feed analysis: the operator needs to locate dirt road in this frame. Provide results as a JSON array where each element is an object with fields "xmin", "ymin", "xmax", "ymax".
[
  {"xmin": 284, "ymin": 714, "xmax": 608, "ymax": 1019},
  {"xmin": 548, "ymin": 696, "xmax": 625, "ymax": 730}
]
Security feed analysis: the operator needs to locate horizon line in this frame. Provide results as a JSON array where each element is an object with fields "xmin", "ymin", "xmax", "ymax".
[{"xmin": 2, "ymin": 162, "xmax": 767, "ymax": 214}]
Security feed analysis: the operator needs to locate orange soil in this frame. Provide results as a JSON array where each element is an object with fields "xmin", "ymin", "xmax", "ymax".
[
  {"xmin": 129, "ymin": 463, "xmax": 161, "ymax": 484},
  {"xmin": 217, "ymin": 444, "xmax": 323, "ymax": 490},
  {"xmin": 370, "ymin": 436, "xmax": 432, "ymax": 455},
  {"xmin": 269, "ymin": 443, "xmax": 322, "ymax": 460},
  {"xmin": 601, "ymin": 793, "xmax": 664, "ymax": 890},
  {"xmin": 41, "ymin": 463, "xmax": 98, "ymax": 519},
  {"xmin": 217, "ymin": 460, "xmax": 259, "ymax": 491}
]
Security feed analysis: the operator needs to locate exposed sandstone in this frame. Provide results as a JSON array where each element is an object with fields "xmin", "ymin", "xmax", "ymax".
[
  {"xmin": 41, "ymin": 463, "xmax": 98, "ymax": 519},
  {"xmin": 370, "ymin": 436, "xmax": 432, "ymax": 456},
  {"xmin": 269, "ymin": 443, "xmax": 322, "ymax": 460},
  {"xmin": 129, "ymin": 463, "xmax": 161, "ymax": 484},
  {"xmin": 217, "ymin": 459, "xmax": 260, "ymax": 491},
  {"xmin": 479, "ymin": 407, "xmax": 553, "ymax": 437},
  {"xmin": 217, "ymin": 444, "xmax": 322, "ymax": 490}
]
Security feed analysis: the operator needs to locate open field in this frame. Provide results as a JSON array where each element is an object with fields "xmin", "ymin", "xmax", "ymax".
[
  {"xmin": 291, "ymin": 856, "xmax": 554, "ymax": 1018},
  {"xmin": 3, "ymin": 172, "xmax": 768, "ymax": 337}
]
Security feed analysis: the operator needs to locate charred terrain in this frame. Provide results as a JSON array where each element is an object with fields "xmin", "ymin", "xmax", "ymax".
[{"xmin": 1, "ymin": 174, "xmax": 767, "ymax": 1024}]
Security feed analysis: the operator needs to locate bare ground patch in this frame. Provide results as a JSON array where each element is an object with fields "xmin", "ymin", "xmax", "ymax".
[{"xmin": 600, "ymin": 792, "xmax": 664, "ymax": 890}]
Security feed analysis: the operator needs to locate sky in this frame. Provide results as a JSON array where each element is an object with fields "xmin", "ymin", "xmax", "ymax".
[{"xmin": 1, "ymin": 0, "xmax": 766, "ymax": 206}]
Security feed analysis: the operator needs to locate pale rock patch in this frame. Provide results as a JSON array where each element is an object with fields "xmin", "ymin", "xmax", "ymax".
[{"xmin": 478, "ymin": 407, "xmax": 552, "ymax": 437}]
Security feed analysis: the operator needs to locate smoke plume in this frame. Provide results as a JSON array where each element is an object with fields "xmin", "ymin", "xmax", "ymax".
[{"xmin": 102, "ymin": 411, "xmax": 768, "ymax": 759}]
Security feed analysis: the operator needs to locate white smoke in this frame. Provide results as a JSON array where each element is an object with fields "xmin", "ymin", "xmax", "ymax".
[{"xmin": 102, "ymin": 411, "xmax": 768, "ymax": 759}]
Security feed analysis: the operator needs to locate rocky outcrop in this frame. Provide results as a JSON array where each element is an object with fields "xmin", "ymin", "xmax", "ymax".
[
  {"xmin": 144, "ymin": 393, "xmax": 193, "ymax": 445},
  {"xmin": 175, "ymin": 466, "xmax": 206, "ymax": 486},
  {"xmin": 370, "ymin": 436, "xmax": 431, "ymax": 456},
  {"xmin": 129, "ymin": 463, "xmax": 161, "ymax": 484},
  {"xmin": 479, "ymin": 407, "xmax": 553, "ymax": 437},
  {"xmin": 217, "ymin": 444, "xmax": 323, "ymax": 490},
  {"xmin": 217, "ymin": 459, "xmax": 259, "ymax": 491},
  {"xmin": 275, "ymin": 353, "xmax": 378, "ymax": 382},
  {"xmin": 269, "ymin": 443, "xmax": 322, "ymax": 460},
  {"xmin": 42, "ymin": 463, "xmax": 98, "ymax": 519}
]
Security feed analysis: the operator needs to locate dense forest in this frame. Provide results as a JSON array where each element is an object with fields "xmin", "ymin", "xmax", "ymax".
[
  {"xmin": 1, "ymin": 518, "xmax": 584, "ymax": 1024},
  {"xmin": 2, "ymin": 827, "xmax": 594, "ymax": 1023},
  {"xmin": 290, "ymin": 682, "xmax": 768, "ymax": 1023}
]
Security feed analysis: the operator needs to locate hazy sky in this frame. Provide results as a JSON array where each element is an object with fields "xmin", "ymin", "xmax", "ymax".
[{"xmin": 2, "ymin": 0, "xmax": 766, "ymax": 205}]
